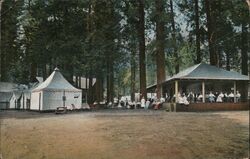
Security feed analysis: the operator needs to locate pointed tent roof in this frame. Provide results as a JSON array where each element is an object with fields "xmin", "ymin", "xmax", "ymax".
[
  {"xmin": 32, "ymin": 68, "xmax": 81, "ymax": 92},
  {"xmin": 12, "ymin": 91, "xmax": 22, "ymax": 100},
  {"xmin": 166, "ymin": 63, "xmax": 249, "ymax": 81}
]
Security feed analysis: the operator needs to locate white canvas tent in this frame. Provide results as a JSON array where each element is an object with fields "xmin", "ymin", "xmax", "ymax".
[
  {"xmin": 30, "ymin": 68, "xmax": 82, "ymax": 111},
  {"xmin": 20, "ymin": 91, "xmax": 31, "ymax": 109},
  {"xmin": 9, "ymin": 91, "xmax": 22, "ymax": 109},
  {"xmin": 0, "ymin": 92, "xmax": 12, "ymax": 109},
  {"xmin": 0, "ymin": 82, "xmax": 18, "ymax": 109}
]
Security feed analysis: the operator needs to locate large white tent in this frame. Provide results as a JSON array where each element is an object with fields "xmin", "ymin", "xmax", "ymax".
[{"xmin": 30, "ymin": 68, "xmax": 82, "ymax": 111}]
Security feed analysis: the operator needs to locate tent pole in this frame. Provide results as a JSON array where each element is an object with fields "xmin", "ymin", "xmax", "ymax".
[
  {"xmin": 23, "ymin": 93, "xmax": 25, "ymax": 110},
  {"xmin": 63, "ymin": 90, "xmax": 65, "ymax": 107},
  {"xmin": 202, "ymin": 81, "xmax": 205, "ymax": 103},
  {"xmin": 234, "ymin": 81, "xmax": 236, "ymax": 103}
]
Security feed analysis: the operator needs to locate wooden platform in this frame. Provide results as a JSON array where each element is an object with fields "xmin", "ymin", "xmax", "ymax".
[{"xmin": 176, "ymin": 102, "xmax": 249, "ymax": 112}]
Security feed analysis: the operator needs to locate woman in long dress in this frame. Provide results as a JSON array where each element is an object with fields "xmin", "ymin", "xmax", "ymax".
[
  {"xmin": 141, "ymin": 97, "xmax": 146, "ymax": 108},
  {"xmin": 216, "ymin": 92, "xmax": 223, "ymax": 102}
]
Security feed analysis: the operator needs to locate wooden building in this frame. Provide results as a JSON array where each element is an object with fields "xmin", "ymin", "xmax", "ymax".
[{"xmin": 147, "ymin": 63, "xmax": 249, "ymax": 111}]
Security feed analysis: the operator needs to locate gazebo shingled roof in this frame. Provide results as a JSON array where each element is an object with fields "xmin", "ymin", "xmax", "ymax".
[
  {"xmin": 147, "ymin": 63, "xmax": 249, "ymax": 91},
  {"xmin": 166, "ymin": 63, "xmax": 249, "ymax": 81}
]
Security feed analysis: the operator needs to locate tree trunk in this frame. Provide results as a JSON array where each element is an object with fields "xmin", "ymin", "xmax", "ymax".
[
  {"xmin": 0, "ymin": 0, "xmax": 6, "ymax": 81},
  {"xmin": 42, "ymin": 64, "xmax": 47, "ymax": 81},
  {"xmin": 106, "ymin": 53, "xmax": 114, "ymax": 103},
  {"xmin": 75, "ymin": 75, "xmax": 79, "ymax": 87},
  {"xmin": 226, "ymin": 52, "xmax": 230, "ymax": 71},
  {"xmin": 170, "ymin": 0, "xmax": 179, "ymax": 73},
  {"xmin": 218, "ymin": 47, "xmax": 222, "ymax": 67},
  {"xmin": 241, "ymin": 4, "xmax": 249, "ymax": 75},
  {"xmin": 205, "ymin": 0, "xmax": 218, "ymax": 66},
  {"xmin": 79, "ymin": 76, "xmax": 81, "ymax": 88},
  {"xmin": 86, "ymin": 1, "xmax": 94, "ymax": 104},
  {"xmin": 95, "ymin": 77, "xmax": 103, "ymax": 102},
  {"xmin": 30, "ymin": 62, "xmax": 37, "ymax": 82},
  {"xmin": 0, "ymin": 44, "xmax": 6, "ymax": 81},
  {"xmin": 109, "ymin": 65, "xmax": 114, "ymax": 103},
  {"xmin": 88, "ymin": 75, "xmax": 93, "ymax": 104},
  {"xmin": 130, "ymin": 48, "xmax": 136, "ymax": 102},
  {"xmin": 194, "ymin": 0, "xmax": 201, "ymax": 64},
  {"xmin": 155, "ymin": 0, "xmax": 166, "ymax": 99},
  {"xmin": 106, "ymin": 58, "xmax": 110, "ymax": 102},
  {"xmin": 138, "ymin": 0, "xmax": 147, "ymax": 100},
  {"xmin": 0, "ymin": 49, "xmax": 6, "ymax": 81},
  {"xmin": 67, "ymin": 64, "xmax": 74, "ymax": 84}
]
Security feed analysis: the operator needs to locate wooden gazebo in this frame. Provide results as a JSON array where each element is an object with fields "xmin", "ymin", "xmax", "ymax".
[{"xmin": 147, "ymin": 63, "xmax": 249, "ymax": 111}]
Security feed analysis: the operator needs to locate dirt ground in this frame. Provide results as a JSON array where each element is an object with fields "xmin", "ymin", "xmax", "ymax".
[{"xmin": 0, "ymin": 110, "xmax": 249, "ymax": 159}]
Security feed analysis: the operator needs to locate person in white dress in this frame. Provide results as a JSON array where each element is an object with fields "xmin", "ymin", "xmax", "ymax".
[
  {"xmin": 160, "ymin": 96, "xmax": 165, "ymax": 103},
  {"xmin": 178, "ymin": 95, "xmax": 184, "ymax": 104},
  {"xmin": 145, "ymin": 99, "xmax": 150, "ymax": 109},
  {"xmin": 183, "ymin": 94, "xmax": 189, "ymax": 105},
  {"xmin": 228, "ymin": 92, "xmax": 234, "ymax": 102},
  {"xmin": 141, "ymin": 97, "xmax": 146, "ymax": 108},
  {"xmin": 216, "ymin": 92, "xmax": 223, "ymax": 102},
  {"xmin": 208, "ymin": 92, "xmax": 215, "ymax": 103},
  {"xmin": 236, "ymin": 91, "xmax": 241, "ymax": 102},
  {"xmin": 165, "ymin": 93, "xmax": 169, "ymax": 102}
]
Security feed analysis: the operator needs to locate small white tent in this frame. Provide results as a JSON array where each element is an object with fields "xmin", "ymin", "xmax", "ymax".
[
  {"xmin": 9, "ymin": 91, "xmax": 22, "ymax": 109},
  {"xmin": 30, "ymin": 68, "xmax": 82, "ymax": 111},
  {"xmin": 0, "ymin": 82, "xmax": 18, "ymax": 109}
]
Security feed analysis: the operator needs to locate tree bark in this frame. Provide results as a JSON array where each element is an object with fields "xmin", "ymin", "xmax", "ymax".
[
  {"xmin": 0, "ymin": 0, "xmax": 2, "ymax": 81},
  {"xmin": 226, "ymin": 52, "xmax": 230, "ymax": 71},
  {"xmin": 106, "ymin": 55, "xmax": 114, "ymax": 103},
  {"xmin": 130, "ymin": 48, "xmax": 136, "ymax": 102},
  {"xmin": 0, "ymin": 0, "xmax": 6, "ymax": 81},
  {"xmin": 75, "ymin": 75, "xmax": 79, "ymax": 87},
  {"xmin": 42, "ymin": 64, "xmax": 47, "ymax": 81},
  {"xmin": 241, "ymin": 3, "xmax": 249, "ymax": 75},
  {"xmin": 170, "ymin": 0, "xmax": 179, "ymax": 73},
  {"xmin": 79, "ymin": 76, "xmax": 81, "ymax": 88},
  {"xmin": 88, "ymin": 74, "xmax": 93, "ymax": 104},
  {"xmin": 138, "ymin": 0, "xmax": 147, "ymax": 100},
  {"xmin": 155, "ymin": 0, "xmax": 166, "ymax": 99},
  {"xmin": 95, "ymin": 77, "xmax": 103, "ymax": 102},
  {"xmin": 194, "ymin": 0, "xmax": 201, "ymax": 64},
  {"xmin": 205, "ymin": 0, "xmax": 218, "ymax": 66},
  {"xmin": 86, "ymin": 1, "xmax": 94, "ymax": 104},
  {"xmin": 30, "ymin": 62, "xmax": 37, "ymax": 82}
]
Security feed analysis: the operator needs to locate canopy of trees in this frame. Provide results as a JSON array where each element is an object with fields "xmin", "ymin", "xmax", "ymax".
[{"xmin": 0, "ymin": 0, "xmax": 249, "ymax": 103}]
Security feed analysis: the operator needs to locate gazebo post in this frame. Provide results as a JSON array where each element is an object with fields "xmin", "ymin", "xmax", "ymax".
[
  {"xmin": 174, "ymin": 80, "xmax": 179, "ymax": 112},
  {"xmin": 202, "ymin": 81, "xmax": 205, "ymax": 103},
  {"xmin": 175, "ymin": 80, "xmax": 178, "ymax": 103},
  {"xmin": 233, "ymin": 81, "xmax": 236, "ymax": 103}
]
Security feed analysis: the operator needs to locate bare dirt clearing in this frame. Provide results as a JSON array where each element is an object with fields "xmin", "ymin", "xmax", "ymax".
[{"xmin": 0, "ymin": 110, "xmax": 249, "ymax": 159}]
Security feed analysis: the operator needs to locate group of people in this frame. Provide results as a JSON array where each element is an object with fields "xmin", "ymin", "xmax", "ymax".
[
  {"xmin": 103, "ymin": 90, "xmax": 242, "ymax": 109},
  {"xmin": 207, "ymin": 91, "xmax": 241, "ymax": 103},
  {"xmin": 140, "ymin": 96, "xmax": 166, "ymax": 110},
  {"xmin": 111, "ymin": 95, "xmax": 166, "ymax": 110},
  {"xmin": 172, "ymin": 91, "xmax": 241, "ymax": 104}
]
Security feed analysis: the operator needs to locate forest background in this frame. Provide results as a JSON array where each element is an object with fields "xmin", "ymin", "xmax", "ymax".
[{"xmin": 0, "ymin": 0, "xmax": 249, "ymax": 103}]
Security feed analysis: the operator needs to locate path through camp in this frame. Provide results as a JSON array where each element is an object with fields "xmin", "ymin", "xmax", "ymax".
[{"xmin": 0, "ymin": 110, "xmax": 249, "ymax": 159}]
